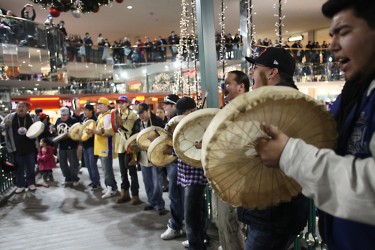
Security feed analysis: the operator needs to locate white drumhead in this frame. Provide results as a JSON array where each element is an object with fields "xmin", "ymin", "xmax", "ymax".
[
  {"xmin": 201, "ymin": 86, "xmax": 337, "ymax": 209},
  {"xmin": 69, "ymin": 123, "xmax": 83, "ymax": 141},
  {"xmin": 26, "ymin": 121, "xmax": 44, "ymax": 139},
  {"xmin": 165, "ymin": 115, "xmax": 185, "ymax": 134},
  {"xmin": 136, "ymin": 126, "xmax": 167, "ymax": 150},
  {"xmin": 173, "ymin": 108, "xmax": 219, "ymax": 168},
  {"xmin": 81, "ymin": 119, "xmax": 96, "ymax": 141},
  {"xmin": 147, "ymin": 134, "xmax": 176, "ymax": 167}
]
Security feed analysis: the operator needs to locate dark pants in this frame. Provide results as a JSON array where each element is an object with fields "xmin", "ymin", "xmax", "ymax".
[
  {"xmin": 184, "ymin": 184, "xmax": 208, "ymax": 250},
  {"xmin": 246, "ymin": 226, "xmax": 296, "ymax": 250},
  {"xmin": 118, "ymin": 152, "xmax": 139, "ymax": 196}
]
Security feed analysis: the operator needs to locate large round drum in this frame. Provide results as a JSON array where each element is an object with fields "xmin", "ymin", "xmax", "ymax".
[
  {"xmin": 81, "ymin": 119, "xmax": 96, "ymax": 141},
  {"xmin": 201, "ymin": 86, "xmax": 337, "ymax": 210},
  {"xmin": 136, "ymin": 126, "xmax": 168, "ymax": 150},
  {"xmin": 124, "ymin": 133, "xmax": 139, "ymax": 154},
  {"xmin": 165, "ymin": 115, "xmax": 185, "ymax": 135},
  {"xmin": 111, "ymin": 109, "xmax": 121, "ymax": 133},
  {"xmin": 173, "ymin": 108, "xmax": 219, "ymax": 168},
  {"xmin": 68, "ymin": 123, "xmax": 83, "ymax": 141},
  {"xmin": 26, "ymin": 121, "xmax": 44, "ymax": 139},
  {"xmin": 147, "ymin": 134, "xmax": 176, "ymax": 167}
]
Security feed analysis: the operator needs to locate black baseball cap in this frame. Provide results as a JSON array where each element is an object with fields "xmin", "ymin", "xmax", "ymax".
[
  {"xmin": 245, "ymin": 47, "xmax": 295, "ymax": 77},
  {"xmin": 84, "ymin": 103, "xmax": 94, "ymax": 111},
  {"xmin": 162, "ymin": 94, "xmax": 179, "ymax": 105},
  {"xmin": 176, "ymin": 97, "xmax": 196, "ymax": 115}
]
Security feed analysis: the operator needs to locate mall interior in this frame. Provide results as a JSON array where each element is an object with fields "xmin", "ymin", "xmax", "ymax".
[{"xmin": 0, "ymin": 0, "xmax": 343, "ymax": 249}]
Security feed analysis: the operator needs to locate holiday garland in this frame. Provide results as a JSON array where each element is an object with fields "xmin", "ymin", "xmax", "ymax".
[{"xmin": 29, "ymin": 0, "xmax": 125, "ymax": 17}]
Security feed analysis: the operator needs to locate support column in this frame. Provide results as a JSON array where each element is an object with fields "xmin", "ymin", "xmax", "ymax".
[{"xmin": 196, "ymin": 0, "xmax": 219, "ymax": 108}]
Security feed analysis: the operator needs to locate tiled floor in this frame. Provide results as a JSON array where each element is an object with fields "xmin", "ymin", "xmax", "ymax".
[{"xmin": 0, "ymin": 159, "xmax": 219, "ymax": 250}]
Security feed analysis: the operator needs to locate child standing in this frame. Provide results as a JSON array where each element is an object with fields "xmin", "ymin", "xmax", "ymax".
[{"xmin": 37, "ymin": 138, "xmax": 56, "ymax": 182}]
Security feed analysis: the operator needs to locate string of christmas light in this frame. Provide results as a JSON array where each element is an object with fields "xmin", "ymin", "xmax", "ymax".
[
  {"xmin": 174, "ymin": 0, "xmax": 190, "ymax": 94},
  {"xmin": 274, "ymin": 0, "xmax": 286, "ymax": 46},
  {"xmin": 247, "ymin": 0, "xmax": 256, "ymax": 56},
  {"xmin": 29, "ymin": 0, "xmax": 122, "ymax": 17},
  {"xmin": 190, "ymin": 0, "xmax": 199, "ymax": 99},
  {"xmin": 219, "ymin": 0, "xmax": 227, "ymax": 76}
]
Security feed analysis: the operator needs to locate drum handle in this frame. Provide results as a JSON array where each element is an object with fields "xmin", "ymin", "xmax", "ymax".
[{"xmin": 201, "ymin": 91, "xmax": 208, "ymax": 109}]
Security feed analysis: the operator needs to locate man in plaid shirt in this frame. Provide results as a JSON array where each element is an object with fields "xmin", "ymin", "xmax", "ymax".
[{"xmin": 175, "ymin": 97, "xmax": 209, "ymax": 249}]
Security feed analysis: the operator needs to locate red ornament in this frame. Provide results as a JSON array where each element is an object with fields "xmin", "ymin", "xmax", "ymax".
[
  {"xmin": 115, "ymin": 0, "xmax": 124, "ymax": 3},
  {"xmin": 49, "ymin": 7, "xmax": 60, "ymax": 18}
]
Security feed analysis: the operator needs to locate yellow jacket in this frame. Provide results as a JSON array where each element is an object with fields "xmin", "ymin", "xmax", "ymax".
[{"xmin": 94, "ymin": 110, "xmax": 117, "ymax": 158}]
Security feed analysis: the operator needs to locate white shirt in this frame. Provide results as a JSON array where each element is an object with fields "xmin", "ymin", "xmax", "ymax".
[{"xmin": 280, "ymin": 136, "xmax": 375, "ymax": 226}]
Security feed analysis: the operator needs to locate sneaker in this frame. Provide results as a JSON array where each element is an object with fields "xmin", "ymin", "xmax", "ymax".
[
  {"xmin": 72, "ymin": 181, "xmax": 80, "ymax": 187},
  {"xmin": 15, "ymin": 187, "xmax": 25, "ymax": 194},
  {"xmin": 88, "ymin": 182, "xmax": 93, "ymax": 187},
  {"xmin": 160, "ymin": 225, "xmax": 183, "ymax": 240},
  {"xmin": 28, "ymin": 184, "xmax": 36, "ymax": 191},
  {"xmin": 102, "ymin": 187, "xmax": 108, "ymax": 194},
  {"xmin": 158, "ymin": 208, "xmax": 168, "ymax": 216},
  {"xmin": 102, "ymin": 188, "xmax": 117, "ymax": 199}
]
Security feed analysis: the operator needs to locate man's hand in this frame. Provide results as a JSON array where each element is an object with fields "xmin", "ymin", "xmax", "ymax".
[{"xmin": 255, "ymin": 122, "xmax": 290, "ymax": 168}]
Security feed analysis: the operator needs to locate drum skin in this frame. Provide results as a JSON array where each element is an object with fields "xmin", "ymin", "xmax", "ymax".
[
  {"xmin": 136, "ymin": 126, "xmax": 167, "ymax": 150},
  {"xmin": 26, "ymin": 121, "xmax": 44, "ymax": 139},
  {"xmin": 81, "ymin": 119, "xmax": 96, "ymax": 141},
  {"xmin": 173, "ymin": 108, "xmax": 219, "ymax": 168},
  {"xmin": 164, "ymin": 115, "xmax": 185, "ymax": 134},
  {"xmin": 69, "ymin": 123, "xmax": 83, "ymax": 141},
  {"xmin": 201, "ymin": 86, "xmax": 337, "ymax": 209},
  {"xmin": 147, "ymin": 134, "xmax": 176, "ymax": 167}
]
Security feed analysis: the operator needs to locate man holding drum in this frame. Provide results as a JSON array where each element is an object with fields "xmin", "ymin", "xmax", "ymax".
[
  {"xmin": 87, "ymin": 97, "xmax": 118, "ymax": 199},
  {"xmin": 132, "ymin": 102, "xmax": 167, "ymax": 215},
  {"xmin": 51, "ymin": 107, "xmax": 80, "ymax": 187},
  {"xmin": 237, "ymin": 48, "xmax": 309, "ymax": 250},
  {"xmin": 256, "ymin": 0, "xmax": 375, "ymax": 248},
  {"xmin": 81, "ymin": 103, "xmax": 100, "ymax": 190},
  {"xmin": 115, "ymin": 96, "xmax": 142, "ymax": 205},
  {"xmin": 1, "ymin": 102, "xmax": 37, "ymax": 194}
]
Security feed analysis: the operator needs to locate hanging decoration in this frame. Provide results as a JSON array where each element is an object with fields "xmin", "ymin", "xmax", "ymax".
[
  {"xmin": 29, "ymin": 0, "xmax": 121, "ymax": 13},
  {"xmin": 152, "ymin": 73, "xmax": 172, "ymax": 92},
  {"xmin": 190, "ymin": 0, "xmax": 199, "ymax": 99},
  {"xmin": 71, "ymin": 9, "xmax": 83, "ymax": 18},
  {"xmin": 219, "ymin": 0, "xmax": 226, "ymax": 74},
  {"xmin": 247, "ymin": 0, "xmax": 255, "ymax": 56},
  {"xmin": 49, "ymin": 7, "xmax": 60, "ymax": 17},
  {"xmin": 174, "ymin": 0, "xmax": 189, "ymax": 94},
  {"xmin": 274, "ymin": 0, "xmax": 286, "ymax": 46}
]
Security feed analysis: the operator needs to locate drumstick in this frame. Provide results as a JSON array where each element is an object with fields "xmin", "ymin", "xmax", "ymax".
[{"xmin": 201, "ymin": 91, "xmax": 209, "ymax": 109}]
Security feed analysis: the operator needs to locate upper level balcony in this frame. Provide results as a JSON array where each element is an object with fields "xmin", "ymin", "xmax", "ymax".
[{"xmin": 0, "ymin": 15, "xmax": 344, "ymax": 106}]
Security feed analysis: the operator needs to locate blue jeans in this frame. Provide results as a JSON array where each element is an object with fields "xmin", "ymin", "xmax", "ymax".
[
  {"xmin": 246, "ymin": 226, "xmax": 296, "ymax": 250},
  {"xmin": 141, "ymin": 165, "xmax": 164, "ymax": 210},
  {"xmin": 100, "ymin": 156, "xmax": 117, "ymax": 191},
  {"xmin": 166, "ymin": 162, "xmax": 184, "ymax": 230},
  {"xmin": 59, "ymin": 148, "xmax": 79, "ymax": 182},
  {"xmin": 15, "ymin": 152, "xmax": 36, "ymax": 188},
  {"xmin": 82, "ymin": 146, "xmax": 99, "ymax": 185},
  {"xmin": 185, "ymin": 184, "xmax": 208, "ymax": 250}
]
